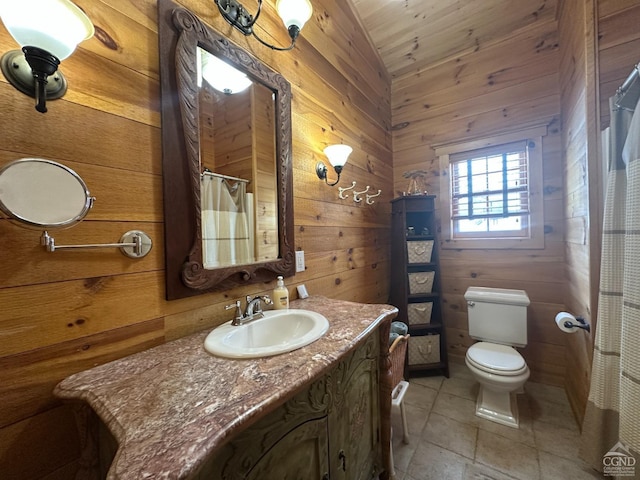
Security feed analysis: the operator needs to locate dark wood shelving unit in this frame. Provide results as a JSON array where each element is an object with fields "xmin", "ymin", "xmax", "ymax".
[{"xmin": 389, "ymin": 195, "xmax": 449, "ymax": 378}]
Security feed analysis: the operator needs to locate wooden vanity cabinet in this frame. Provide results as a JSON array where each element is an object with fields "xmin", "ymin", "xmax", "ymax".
[{"xmin": 197, "ymin": 331, "xmax": 382, "ymax": 480}]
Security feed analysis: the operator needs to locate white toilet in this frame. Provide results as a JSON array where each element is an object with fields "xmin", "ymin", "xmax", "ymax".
[{"xmin": 464, "ymin": 286, "xmax": 530, "ymax": 428}]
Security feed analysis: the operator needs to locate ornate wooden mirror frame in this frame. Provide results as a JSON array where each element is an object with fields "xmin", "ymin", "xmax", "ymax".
[{"xmin": 158, "ymin": 0, "xmax": 295, "ymax": 299}]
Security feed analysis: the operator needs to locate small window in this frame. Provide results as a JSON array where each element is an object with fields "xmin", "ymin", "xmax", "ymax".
[
  {"xmin": 450, "ymin": 140, "xmax": 531, "ymax": 238},
  {"xmin": 436, "ymin": 127, "xmax": 545, "ymax": 249}
]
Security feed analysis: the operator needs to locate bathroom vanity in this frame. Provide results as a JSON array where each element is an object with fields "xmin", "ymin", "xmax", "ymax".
[{"xmin": 54, "ymin": 296, "xmax": 397, "ymax": 479}]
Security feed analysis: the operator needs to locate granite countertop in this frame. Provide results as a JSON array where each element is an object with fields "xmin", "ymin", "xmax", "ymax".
[{"xmin": 54, "ymin": 296, "xmax": 398, "ymax": 479}]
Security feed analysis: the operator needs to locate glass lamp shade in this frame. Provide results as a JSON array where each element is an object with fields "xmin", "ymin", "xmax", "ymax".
[
  {"xmin": 276, "ymin": 0, "xmax": 313, "ymax": 31},
  {"xmin": 201, "ymin": 53, "xmax": 253, "ymax": 95},
  {"xmin": 323, "ymin": 144, "xmax": 352, "ymax": 168},
  {"xmin": 0, "ymin": 0, "xmax": 94, "ymax": 60}
]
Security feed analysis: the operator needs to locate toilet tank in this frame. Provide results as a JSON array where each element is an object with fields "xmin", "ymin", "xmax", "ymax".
[{"xmin": 464, "ymin": 287, "xmax": 530, "ymax": 347}]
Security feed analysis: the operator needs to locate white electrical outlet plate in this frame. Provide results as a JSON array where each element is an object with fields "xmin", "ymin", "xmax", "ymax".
[{"xmin": 295, "ymin": 250, "xmax": 305, "ymax": 272}]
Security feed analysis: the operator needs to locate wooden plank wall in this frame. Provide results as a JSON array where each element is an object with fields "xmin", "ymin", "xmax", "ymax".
[
  {"xmin": 559, "ymin": 0, "xmax": 640, "ymax": 427},
  {"xmin": 391, "ymin": 7, "xmax": 568, "ymax": 386},
  {"xmin": 0, "ymin": 0, "xmax": 392, "ymax": 477},
  {"xmin": 558, "ymin": 0, "xmax": 599, "ymax": 429}
]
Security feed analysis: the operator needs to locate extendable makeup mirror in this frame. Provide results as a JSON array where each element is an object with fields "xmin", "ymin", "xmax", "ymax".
[
  {"xmin": 0, "ymin": 158, "xmax": 92, "ymax": 227},
  {"xmin": 0, "ymin": 158, "xmax": 152, "ymax": 258}
]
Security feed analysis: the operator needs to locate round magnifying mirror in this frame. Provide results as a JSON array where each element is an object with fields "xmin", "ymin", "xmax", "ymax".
[{"xmin": 0, "ymin": 158, "xmax": 93, "ymax": 228}]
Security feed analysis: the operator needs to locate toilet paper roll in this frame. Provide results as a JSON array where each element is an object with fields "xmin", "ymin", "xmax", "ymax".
[{"xmin": 555, "ymin": 312, "xmax": 579, "ymax": 333}]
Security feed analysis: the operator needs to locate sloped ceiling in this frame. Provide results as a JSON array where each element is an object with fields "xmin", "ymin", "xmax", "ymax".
[{"xmin": 350, "ymin": 0, "xmax": 558, "ymax": 79}]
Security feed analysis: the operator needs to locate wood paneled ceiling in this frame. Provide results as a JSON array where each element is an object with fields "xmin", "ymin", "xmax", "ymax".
[{"xmin": 350, "ymin": 0, "xmax": 558, "ymax": 79}]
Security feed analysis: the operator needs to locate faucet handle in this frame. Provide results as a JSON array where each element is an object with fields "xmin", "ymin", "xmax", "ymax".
[
  {"xmin": 225, "ymin": 299, "xmax": 241, "ymax": 310},
  {"xmin": 225, "ymin": 300, "xmax": 243, "ymax": 323},
  {"xmin": 256, "ymin": 295, "xmax": 272, "ymax": 314}
]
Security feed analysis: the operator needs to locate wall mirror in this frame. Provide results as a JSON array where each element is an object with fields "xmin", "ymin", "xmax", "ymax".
[{"xmin": 159, "ymin": 0, "xmax": 295, "ymax": 299}]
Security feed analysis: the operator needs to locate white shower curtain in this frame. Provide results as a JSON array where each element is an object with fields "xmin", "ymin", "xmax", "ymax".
[
  {"xmin": 201, "ymin": 176, "xmax": 254, "ymax": 268},
  {"xmin": 580, "ymin": 94, "xmax": 640, "ymax": 472}
]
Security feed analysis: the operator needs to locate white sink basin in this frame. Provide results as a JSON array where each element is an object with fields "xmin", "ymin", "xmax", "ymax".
[{"xmin": 204, "ymin": 309, "xmax": 330, "ymax": 358}]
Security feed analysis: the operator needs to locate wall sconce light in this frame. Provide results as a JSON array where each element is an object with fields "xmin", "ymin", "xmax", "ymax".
[
  {"xmin": 0, "ymin": 0, "xmax": 94, "ymax": 113},
  {"xmin": 215, "ymin": 0, "xmax": 312, "ymax": 51},
  {"xmin": 316, "ymin": 144, "xmax": 352, "ymax": 187},
  {"xmin": 200, "ymin": 51, "xmax": 252, "ymax": 95}
]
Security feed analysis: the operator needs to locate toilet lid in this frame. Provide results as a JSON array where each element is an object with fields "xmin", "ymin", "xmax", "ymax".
[{"xmin": 466, "ymin": 342, "xmax": 526, "ymax": 374}]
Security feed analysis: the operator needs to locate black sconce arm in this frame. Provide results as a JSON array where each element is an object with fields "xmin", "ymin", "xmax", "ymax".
[{"xmin": 215, "ymin": 0, "xmax": 300, "ymax": 51}]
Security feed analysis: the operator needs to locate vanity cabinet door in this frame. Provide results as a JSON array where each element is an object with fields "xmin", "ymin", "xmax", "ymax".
[
  {"xmin": 196, "ymin": 373, "xmax": 330, "ymax": 480},
  {"xmin": 198, "ymin": 415, "xmax": 329, "ymax": 480},
  {"xmin": 329, "ymin": 332, "xmax": 381, "ymax": 480},
  {"xmin": 245, "ymin": 417, "xmax": 330, "ymax": 480}
]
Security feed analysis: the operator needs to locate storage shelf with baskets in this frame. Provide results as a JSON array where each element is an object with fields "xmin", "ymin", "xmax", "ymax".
[{"xmin": 389, "ymin": 195, "xmax": 449, "ymax": 378}]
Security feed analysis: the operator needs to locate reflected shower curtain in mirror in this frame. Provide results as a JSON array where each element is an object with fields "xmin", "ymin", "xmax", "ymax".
[
  {"xmin": 201, "ymin": 176, "xmax": 255, "ymax": 268},
  {"xmin": 580, "ymin": 93, "xmax": 640, "ymax": 471}
]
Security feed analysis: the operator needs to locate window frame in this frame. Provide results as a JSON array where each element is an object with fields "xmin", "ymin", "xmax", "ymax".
[{"xmin": 436, "ymin": 126, "xmax": 546, "ymax": 250}]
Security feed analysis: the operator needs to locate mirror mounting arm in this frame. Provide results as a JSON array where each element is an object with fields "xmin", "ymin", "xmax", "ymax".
[{"xmin": 40, "ymin": 230, "xmax": 153, "ymax": 259}]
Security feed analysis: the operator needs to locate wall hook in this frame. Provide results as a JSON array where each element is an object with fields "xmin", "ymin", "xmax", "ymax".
[
  {"xmin": 353, "ymin": 185, "xmax": 370, "ymax": 203},
  {"xmin": 338, "ymin": 181, "xmax": 356, "ymax": 199},
  {"xmin": 365, "ymin": 189, "xmax": 382, "ymax": 205}
]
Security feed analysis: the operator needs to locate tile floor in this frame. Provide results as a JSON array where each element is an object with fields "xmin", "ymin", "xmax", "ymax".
[{"xmin": 390, "ymin": 363, "xmax": 605, "ymax": 480}]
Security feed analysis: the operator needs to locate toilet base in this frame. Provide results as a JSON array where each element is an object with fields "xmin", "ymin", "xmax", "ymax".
[{"xmin": 475, "ymin": 385, "xmax": 520, "ymax": 428}]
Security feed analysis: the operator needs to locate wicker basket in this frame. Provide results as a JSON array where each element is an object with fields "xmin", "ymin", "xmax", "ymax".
[
  {"xmin": 408, "ymin": 271, "xmax": 435, "ymax": 294},
  {"xmin": 407, "ymin": 302, "xmax": 433, "ymax": 325},
  {"xmin": 407, "ymin": 240, "xmax": 434, "ymax": 263},
  {"xmin": 407, "ymin": 334, "xmax": 440, "ymax": 365},
  {"xmin": 389, "ymin": 334, "xmax": 409, "ymax": 387}
]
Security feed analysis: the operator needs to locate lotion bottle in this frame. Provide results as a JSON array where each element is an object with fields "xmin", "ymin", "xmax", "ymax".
[{"xmin": 273, "ymin": 276, "xmax": 289, "ymax": 310}]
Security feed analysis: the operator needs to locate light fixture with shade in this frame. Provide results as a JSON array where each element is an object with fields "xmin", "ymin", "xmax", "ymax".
[
  {"xmin": 200, "ymin": 51, "xmax": 253, "ymax": 95},
  {"xmin": 0, "ymin": 0, "xmax": 94, "ymax": 113},
  {"xmin": 215, "ymin": 0, "xmax": 312, "ymax": 51},
  {"xmin": 316, "ymin": 144, "xmax": 352, "ymax": 187}
]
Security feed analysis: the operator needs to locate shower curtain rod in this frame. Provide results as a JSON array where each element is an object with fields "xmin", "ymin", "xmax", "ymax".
[
  {"xmin": 615, "ymin": 63, "xmax": 640, "ymax": 110},
  {"xmin": 201, "ymin": 169, "xmax": 250, "ymax": 184}
]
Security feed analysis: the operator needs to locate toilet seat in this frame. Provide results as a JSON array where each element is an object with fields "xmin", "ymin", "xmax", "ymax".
[{"xmin": 466, "ymin": 342, "xmax": 527, "ymax": 376}]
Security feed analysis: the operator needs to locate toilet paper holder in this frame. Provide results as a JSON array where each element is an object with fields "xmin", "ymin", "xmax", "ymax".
[
  {"xmin": 565, "ymin": 316, "xmax": 590, "ymax": 332},
  {"xmin": 557, "ymin": 313, "xmax": 591, "ymax": 333}
]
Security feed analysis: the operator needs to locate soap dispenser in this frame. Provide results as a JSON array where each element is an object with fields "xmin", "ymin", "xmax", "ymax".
[{"xmin": 273, "ymin": 276, "xmax": 289, "ymax": 310}]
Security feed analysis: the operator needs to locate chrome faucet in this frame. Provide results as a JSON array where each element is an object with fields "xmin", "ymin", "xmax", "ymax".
[
  {"xmin": 244, "ymin": 295, "xmax": 272, "ymax": 319},
  {"xmin": 225, "ymin": 295, "xmax": 272, "ymax": 326}
]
